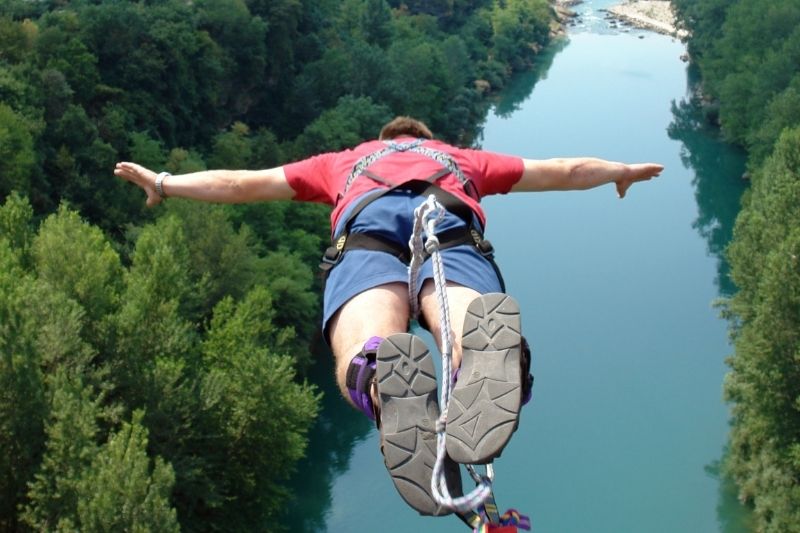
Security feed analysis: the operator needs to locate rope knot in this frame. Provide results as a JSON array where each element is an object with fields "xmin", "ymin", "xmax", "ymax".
[{"xmin": 425, "ymin": 236, "xmax": 440, "ymax": 254}]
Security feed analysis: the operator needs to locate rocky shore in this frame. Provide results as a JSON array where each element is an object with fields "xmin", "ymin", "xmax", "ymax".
[
  {"xmin": 606, "ymin": 1, "xmax": 687, "ymax": 38},
  {"xmin": 551, "ymin": 0, "xmax": 578, "ymax": 38},
  {"xmin": 551, "ymin": 0, "xmax": 687, "ymax": 39}
]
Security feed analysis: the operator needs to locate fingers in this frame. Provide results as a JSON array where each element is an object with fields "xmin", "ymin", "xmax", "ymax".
[
  {"xmin": 114, "ymin": 162, "xmax": 162, "ymax": 207},
  {"xmin": 617, "ymin": 163, "xmax": 663, "ymax": 199},
  {"xmin": 633, "ymin": 163, "xmax": 663, "ymax": 180},
  {"xmin": 114, "ymin": 162, "xmax": 154, "ymax": 186}
]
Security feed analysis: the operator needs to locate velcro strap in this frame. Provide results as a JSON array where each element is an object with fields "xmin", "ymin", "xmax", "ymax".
[{"xmin": 345, "ymin": 356, "xmax": 375, "ymax": 394}]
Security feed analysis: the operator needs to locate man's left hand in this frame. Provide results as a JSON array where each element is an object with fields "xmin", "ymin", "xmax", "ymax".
[{"xmin": 616, "ymin": 163, "xmax": 663, "ymax": 199}]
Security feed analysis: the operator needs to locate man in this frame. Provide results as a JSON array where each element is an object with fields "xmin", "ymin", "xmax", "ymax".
[{"xmin": 115, "ymin": 116, "xmax": 663, "ymax": 517}]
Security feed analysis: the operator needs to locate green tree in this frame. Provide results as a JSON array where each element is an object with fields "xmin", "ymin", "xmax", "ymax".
[
  {"xmin": 32, "ymin": 204, "xmax": 123, "ymax": 332},
  {"xmin": 195, "ymin": 0, "xmax": 268, "ymax": 115},
  {"xmin": 76, "ymin": 411, "xmax": 179, "ymax": 532},
  {"xmin": 725, "ymin": 127, "xmax": 800, "ymax": 531},
  {"xmin": 0, "ymin": 191, "xmax": 34, "ymax": 264},
  {"xmin": 129, "ymin": 131, "xmax": 167, "ymax": 171},
  {"xmin": 165, "ymin": 147, "xmax": 206, "ymax": 174},
  {"xmin": 35, "ymin": 10, "xmax": 99, "ymax": 103},
  {"xmin": 0, "ymin": 241, "xmax": 46, "ymax": 530},
  {"xmin": 162, "ymin": 199, "xmax": 263, "ymax": 320},
  {"xmin": 338, "ymin": 0, "xmax": 393, "ymax": 47},
  {"xmin": 112, "ymin": 215, "xmax": 193, "ymax": 363},
  {"xmin": 208, "ymin": 121, "xmax": 253, "ymax": 169},
  {"xmin": 39, "ymin": 67, "xmax": 74, "ymax": 123},
  {"xmin": 21, "ymin": 372, "xmax": 103, "ymax": 531},
  {"xmin": 490, "ymin": 0, "xmax": 550, "ymax": 72},
  {"xmin": 248, "ymin": 127, "xmax": 284, "ymax": 168},
  {"xmin": 750, "ymin": 79, "xmax": 800, "ymax": 163},
  {"xmin": 198, "ymin": 288, "xmax": 319, "ymax": 527},
  {"xmin": 292, "ymin": 95, "xmax": 392, "ymax": 156},
  {"xmin": 0, "ymin": 0, "xmax": 564, "ymax": 526},
  {"xmin": 0, "ymin": 102, "xmax": 36, "ymax": 198},
  {"xmin": 0, "ymin": 16, "xmax": 36, "ymax": 64}
]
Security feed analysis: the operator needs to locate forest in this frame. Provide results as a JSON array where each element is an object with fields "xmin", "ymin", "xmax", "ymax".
[
  {"xmin": 672, "ymin": 1, "xmax": 800, "ymax": 531},
  {"xmin": 0, "ymin": 0, "xmax": 556, "ymax": 530}
]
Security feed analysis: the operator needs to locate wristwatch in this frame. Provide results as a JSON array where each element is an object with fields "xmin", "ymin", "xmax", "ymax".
[{"xmin": 155, "ymin": 172, "xmax": 170, "ymax": 198}]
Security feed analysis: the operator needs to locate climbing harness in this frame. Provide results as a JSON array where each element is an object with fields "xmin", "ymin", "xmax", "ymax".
[
  {"xmin": 319, "ymin": 139, "xmax": 505, "ymax": 292},
  {"xmin": 340, "ymin": 139, "xmax": 479, "ymax": 201},
  {"xmin": 409, "ymin": 196, "xmax": 530, "ymax": 532}
]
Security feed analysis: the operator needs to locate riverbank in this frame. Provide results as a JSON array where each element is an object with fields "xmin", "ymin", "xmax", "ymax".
[
  {"xmin": 551, "ymin": 0, "xmax": 579, "ymax": 38},
  {"xmin": 607, "ymin": 0, "xmax": 688, "ymax": 38}
]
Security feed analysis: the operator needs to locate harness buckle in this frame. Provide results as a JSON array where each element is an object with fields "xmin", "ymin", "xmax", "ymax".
[
  {"xmin": 469, "ymin": 228, "xmax": 482, "ymax": 245},
  {"xmin": 319, "ymin": 234, "xmax": 348, "ymax": 272},
  {"xmin": 470, "ymin": 228, "xmax": 495, "ymax": 257}
]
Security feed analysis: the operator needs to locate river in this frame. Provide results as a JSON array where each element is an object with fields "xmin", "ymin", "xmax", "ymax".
[{"xmin": 282, "ymin": 2, "xmax": 751, "ymax": 531}]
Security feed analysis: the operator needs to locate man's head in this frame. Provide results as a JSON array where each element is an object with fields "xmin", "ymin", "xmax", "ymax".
[{"xmin": 379, "ymin": 116, "xmax": 433, "ymax": 140}]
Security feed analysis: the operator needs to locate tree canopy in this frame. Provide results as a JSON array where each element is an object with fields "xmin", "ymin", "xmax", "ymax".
[
  {"xmin": 673, "ymin": 1, "xmax": 800, "ymax": 530},
  {"xmin": 0, "ymin": 0, "xmax": 557, "ymax": 529}
]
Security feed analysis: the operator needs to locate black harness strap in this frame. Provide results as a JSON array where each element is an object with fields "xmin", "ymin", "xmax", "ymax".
[
  {"xmin": 319, "ymin": 181, "xmax": 506, "ymax": 292},
  {"xmin": 320, "ymin": 142, "xmax": 506, "ymax": 291}
]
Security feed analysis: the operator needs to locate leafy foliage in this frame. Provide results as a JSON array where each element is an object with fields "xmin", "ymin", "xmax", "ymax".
[
  {"xmin": 0, "ymin": 0, "xmax": 557, "ymax": 528},
  {"xmin": 673, "ymin": 0, "xmax": 800, "ymax": 164},
  {"xmin": 724, "ymin": 128, "xmax": 800, "ymax": 532},
  {"xmin": 0, "ymin": 201, "xmax": 319, "ymax": 530},
  {"xmin": 75, "ymin": 411, "xmax": 180, "ymax": 533},
  {"xmin": 672, "ymin": 1, "xmax": 800, "ymax": 530}
]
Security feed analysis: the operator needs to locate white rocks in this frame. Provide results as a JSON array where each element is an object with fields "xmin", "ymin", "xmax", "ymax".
[{"xmin": 607, "ymin": 0, "xmax": 688, "ymax": 39}]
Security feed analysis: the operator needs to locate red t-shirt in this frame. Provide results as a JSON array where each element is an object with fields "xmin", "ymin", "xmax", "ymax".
[{"xmin": 283, "ymin": 137, "xmax": 524, "ymax": 231}]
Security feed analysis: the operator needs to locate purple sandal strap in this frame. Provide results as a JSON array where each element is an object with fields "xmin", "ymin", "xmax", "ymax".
[{"xmin": 345, "ymin": 336, "xmax": 383, "ymax": 420}]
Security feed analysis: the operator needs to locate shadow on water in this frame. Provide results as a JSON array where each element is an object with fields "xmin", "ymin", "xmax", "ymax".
[
  {"xmin": 490, "ymin": 37, "xmax": 569, "ymax": 120},
  {"xmin": 705, "ymin": 451, "xmax": 756, "ymax": 533},
  {"xmin": 280, "ymin": 341, "xmax": 373, "ymax": 532},
  {"xmin": 667, "ymin": 67, "xmax": 748, "ymax": 296},
  {"xmin": 671, "ymin": 66, "xmax": 755, "ymax": 530}
]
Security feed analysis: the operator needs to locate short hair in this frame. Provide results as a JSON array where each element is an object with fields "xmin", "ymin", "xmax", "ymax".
[{"xmin": 379, "ymin": 116, "xmax": 434, "ymax": 140}]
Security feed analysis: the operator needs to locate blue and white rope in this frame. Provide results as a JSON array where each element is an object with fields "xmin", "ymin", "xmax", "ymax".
[{"xmin": 408, "ymin": 195, "xmax": 493, "ymax": 513}]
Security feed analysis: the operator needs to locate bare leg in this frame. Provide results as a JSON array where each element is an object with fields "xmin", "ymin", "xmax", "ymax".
[
  {"xmin": 418, "ymin": 279, "xmax": 482, "ymax": 370},
  {"xmin": 328, "ymin": 282, "xmax": 410, "ymax": 408},
  {"xmin": 331, "ymin": 284, "xmax": 462, "ymax": 514}
]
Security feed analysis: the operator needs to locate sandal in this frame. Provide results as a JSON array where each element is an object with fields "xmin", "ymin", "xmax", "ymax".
[
  {"xmin": 376, "ymin": 333, "xmax": 462, "ymax": 515},
  {"xmin": 446, "ymin": 293, "xmax": 523, "ymax": 464}
]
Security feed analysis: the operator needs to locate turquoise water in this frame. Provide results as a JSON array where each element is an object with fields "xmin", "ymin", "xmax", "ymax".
[{"xmin": 283, "ymin": 4, "xmax": 751, "ymax": 531}]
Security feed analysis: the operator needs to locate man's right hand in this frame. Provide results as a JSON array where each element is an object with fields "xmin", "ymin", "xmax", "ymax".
[{"xmin": 115, "ymin": 162, "xmax": 163, "ymax": 207}]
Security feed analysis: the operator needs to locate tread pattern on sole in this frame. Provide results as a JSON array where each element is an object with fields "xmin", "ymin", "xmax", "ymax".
[
  {"xmin": 377, "ymin": 333, "xmax": 461, "ymax": 516},
  {"xmin": 446, "ymin": 293, "xmax": 522, "ymax": 464}
]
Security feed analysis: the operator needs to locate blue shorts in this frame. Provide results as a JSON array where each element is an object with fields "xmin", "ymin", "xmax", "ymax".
[{"xmin": 322, "ymin": 189, "xmax": 503, "ymax": 337}]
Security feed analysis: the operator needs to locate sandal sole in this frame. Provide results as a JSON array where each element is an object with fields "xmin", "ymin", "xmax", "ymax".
[
  {"xmin": 446, "ymin": 293, "xmax": 522, "ymax": 464},
  {"xmin": 377, "ymin": 333, "xmax": 461, "ymax": 515}
]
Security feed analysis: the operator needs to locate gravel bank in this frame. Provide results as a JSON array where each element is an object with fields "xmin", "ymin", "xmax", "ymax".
[{"xmin": 607, "ymin": 1, "xmax": 687, "ymax": 38}]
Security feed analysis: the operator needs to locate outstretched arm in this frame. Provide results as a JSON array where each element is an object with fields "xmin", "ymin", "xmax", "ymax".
[
  {"xmin": 511, "ymin": 158, "xmax": 663, "ymax": 198},
  {"xmin": 114, "ymin": 162, "xmax": 295, "ymax": 207}
]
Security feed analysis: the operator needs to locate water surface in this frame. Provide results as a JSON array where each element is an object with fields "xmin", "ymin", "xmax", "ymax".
[{"xmin": 284, "ymin": 3, "xmax": 750, "ymax": 531}]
